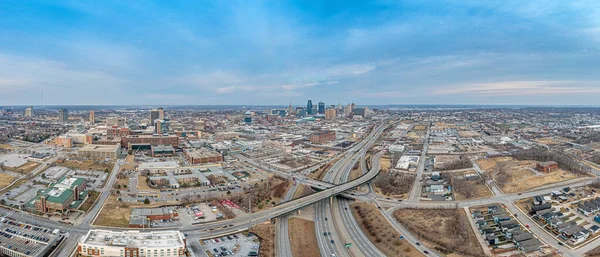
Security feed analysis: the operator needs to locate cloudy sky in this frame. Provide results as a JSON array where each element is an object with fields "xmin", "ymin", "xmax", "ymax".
[{"xmin": 1, "ymin": 0, "xmax": 600, "ymax": 106}]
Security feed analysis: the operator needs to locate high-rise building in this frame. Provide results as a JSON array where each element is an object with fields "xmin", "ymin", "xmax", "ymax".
[
  {"xmin": 150, "ymin": 109, "xmax": 160, "ymax": 125},
  {"xmin": 89, "ymin": 110, "xmax": 95, "ymax": 124},
  {"xmin": 155, "ymin": 119, "xmax": 169, "ymax": 134},
  {"xmin": 351, "ymin": 103, "xmax": 356, "ymax": 110},
  {"xmin": 325, "ymin": 108, "xmax": 336, "ymax": 120},
  {"xmin": 318, "ymin": 101, "xmax": 325, "ymax": 114},
  {"xmin": 25, "ymin": 106, "xmax": 33, "ymax": 117},
  {"xmin": 306, "ymin": 100, "xmax": 313, "ymax": 115},
  {"xmin": 158, "ymin": 107, "xmax": 165, "ymax": 120},
  {"xmin": 58, "ymin": 109, "xmax": 68, "ymax": 122},
  {"xmin": 287, "ymin": 103, "xmax": 294, "ymax": 116}
]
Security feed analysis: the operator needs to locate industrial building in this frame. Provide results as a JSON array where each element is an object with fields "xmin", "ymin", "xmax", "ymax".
[
  {"xmin": 184, "ymin": 149, "xmax": 223, "ymax": 164},
  {"xmin": 77, "ymin": 230, "xmax": 186, "ymax": 257},
  {"xmin": 309, "ymin": 130, "xmax": 336, "ymax": 144},
  {"xmin": 77, "ymin": 144, "xmax": 122, "ymax": 160},
  {"xmin": 121, "ymin": 135, "xmax": 179, "ymax": 148}
]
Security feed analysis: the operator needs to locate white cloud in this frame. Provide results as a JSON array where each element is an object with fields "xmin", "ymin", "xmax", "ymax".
[{"xmin": 434, "ymin": 80, "xmax": 600, "ymax": 96}]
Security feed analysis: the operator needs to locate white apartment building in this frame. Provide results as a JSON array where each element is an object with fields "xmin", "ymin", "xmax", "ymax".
[{"xmin": 78, "ymin": 230, "xmax": 186, "ymax": 257}]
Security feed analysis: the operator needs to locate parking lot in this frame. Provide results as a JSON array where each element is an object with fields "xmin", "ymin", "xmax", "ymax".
[
  {"xmin": 199, "ymin": 233, "xmax": 260, "ymax": 257},
  {"xmin": 180, "ymin": 203, "xmax": 224, "ymax": 227}
]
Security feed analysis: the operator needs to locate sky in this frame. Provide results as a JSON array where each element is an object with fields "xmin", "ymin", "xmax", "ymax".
[{"xmin": 1, "ymin": 0, "xmax": 600, "ymax": 106}]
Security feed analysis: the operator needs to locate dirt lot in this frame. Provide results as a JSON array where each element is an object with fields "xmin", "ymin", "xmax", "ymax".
[
  {"xmin": 58, "ymin": 160, "xmax": 114, "ymax": 171},
  {"xmin": 94, "ymin": 195, "xmax": 174, "ymax": 227},
  {"xmin": 535, "ymin": 137, "xmax": 561, "ymax": 145},
  {"xmin": 288, "ymin": 218, "xmax": 320, "ymax": 257},
  {"xmin": 249, "ymin": 223, "xmax": 274, "ymax": 257},
  {"xmin": 352, "ymin": 203, "xmax": 424, "ymax": 257},
  {"xmin": 413, "ymin": 125, "xmax": 427, "ymax": 131},
  {"xmin": 292, "ymin": 185, "xmax": 315, "ymax": 200},
  {"xmin": 394, "ymin": 208, "xmax": 485, "ymax": 257},
  {"xmin": 476, "ymin": 157, "xmax": 581, "ymax": 193},
  {"xmin": 434, "ymin": 155, "xmax": 461, "ymax": 169},
  {"xmin": 0, "ymin": 173, "xmax": 17, "ymax": 188},
  {"xmin": 79, "ymin": 191, "xmax": 100, "ymax": 212},
  {"xmin": 8, "ymin": 161, "xmax": 40, "ymax": 174},
  {"xmin": 458, "ymin": 130, "xmax": 480, "ymax": 138},
  {"xmin": 137, "ymin": 175, "xmax": 161, "ymax": 192},
  {"xmin": 380, "ymin": 157, "xmax": 392, "ymax": 172},
  {"xmin": 451, "ymin": 171, "xmax": 493, "ymax": 200},
  {"xmin": 0, "ymin": 144, "xmax": 13, "ymax": 150}
]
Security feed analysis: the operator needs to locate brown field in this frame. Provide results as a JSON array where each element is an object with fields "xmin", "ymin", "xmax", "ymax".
[
  {"xmin": 380, "ymin": 157, "xmax": 392, "ymax": 172},
  {"xmin": 119, "ymin": 162, "xmax": 136, "ymax": 171},
  {"xmin": 249, "ymin": 223, "xmax": 275, "ymax": 257},
  {"xmin": 434, "ymin": 123, "xmax": 454, "ymax": 129},
  {"xmin": 477, "ymin": 157, "xmax": 581, "ymax": 193},
  {"xmin": 394, "ymin": 208, "xmax": 485, "ymax": 257},
  {"xmin": 0, "ymin": 173, "xmax": 17, "ymax": 189},
  {"xmin": 58, "ymin": 160, "xmax": 114, "ymax": 171},
  {"xmin": 10, "ymin": 161, "xmax": 40, "ymax": 174},
  {"xmin": 93, "ymin": 196, "xmax": 132, "ymax": 227},
  {"xmin": 288, "ymin": 218, "xmax": 320, "ymax": 257},
  {"xmin": 458, "ymin": 130, "xmax": 480, "ymax": 138},
  {"xmin": 292, "ymin": 184, "xmax": 315, "ymax": 200},
  {"xmin": 79, "ymin": 191, "xmax": 100, "ymax": 212},
  {"xmin": 137, "ymin": 175, "xmax": 161, "ymax": 192},
  {"xmin": 0, "ymin": 144, "xmax": 13, "ymax": 150},
  {"xmin": 413, "ymin": 125, "xmax": 427, "ymax": 131},
  {"xmin": 434, "ymin": 155, "xmax": 461, "ymax": 169},
  {"xmin": 94, "ymin": 195, "xmax": 176, "ymax": 227},
  {"xmin": 451, "ymin": 171, "xmax": 493, "ymax": 200},
  {"xmin": 351, "ymin": 203, "xmax": 424, "ymax": 257},
  {"xmin": 535, "ymin": 137, "xmax": 560, "ymax": 145}
]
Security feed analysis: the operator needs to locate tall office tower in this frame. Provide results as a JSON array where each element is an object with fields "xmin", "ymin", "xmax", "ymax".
[
  {"xmin": 346, "ymin": 104, "xmax": 352, "ymax": 114},
  {"xmin": 307, "ymin": 100, "xmax": 313, "ymax": 115},
  {"xmin": 318, "ymin": 101, "xmax": 325, "ymax": 114},
  {"xmin": 337, "ymin": 103, "xmax": 341, "ymax": 111},
  {"xmin": 89, "ymin": 110, "xmax": 95, "ymax": 124},
  {"xmin": 25, "ymin": 106, "xmax": 33, "ymax": 117},
  {"xmin": 287, "ymin": 103, "xmax": 294, "ymax": 116},
  {"xmin": 351, "ymin": 103, "xmax": 356, "ymax": 110},
  {"xmin": 325, "ymin": 108, "xmax": 336, "ymax": 120},
  {"xmin": 58, "ymin": 109, "xmax": 68, "ymax": 122},
  {"xmin": 158, "ymin": 107, "xmax": 165, "ymax": 120},
  {"xmin": 150, "ymin": 109, "xmax": 160, "ymax": 125}
]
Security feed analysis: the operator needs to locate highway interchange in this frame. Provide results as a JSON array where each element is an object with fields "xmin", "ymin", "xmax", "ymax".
[{"xmin": 3, "ymin": 117, "xmax": 600, "ymax": 257}]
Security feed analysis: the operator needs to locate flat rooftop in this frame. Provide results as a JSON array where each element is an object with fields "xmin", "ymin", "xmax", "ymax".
[
  {"xmin": 185, "ymin": 149, "xmax": 222, "ymax": 158},
  {"xmin": 80, "ymin": 230, "xmax": 185, "ymax": 249},
  {"xmin": 79, "ymin": 144, "xmax": 121, "ymax": 152},
  {"xmin": 138, "ymin": 161, "xmax": 180, "ymax": 170}
]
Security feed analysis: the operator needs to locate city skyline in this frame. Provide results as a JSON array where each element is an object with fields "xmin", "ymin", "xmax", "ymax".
[{"xmin": 1, "ymin": 1, "xmax": 600, "ymax": 106}]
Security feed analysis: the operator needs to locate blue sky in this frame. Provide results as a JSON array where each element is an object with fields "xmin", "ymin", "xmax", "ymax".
[{"xmin": 1, "ymin": 0, "xmax": 599, "ymax": 106}]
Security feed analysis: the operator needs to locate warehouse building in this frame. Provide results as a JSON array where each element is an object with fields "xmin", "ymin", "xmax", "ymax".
[{"xmin": 184, "ymin": 149, "xmax": 223, "ymax": 164}]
